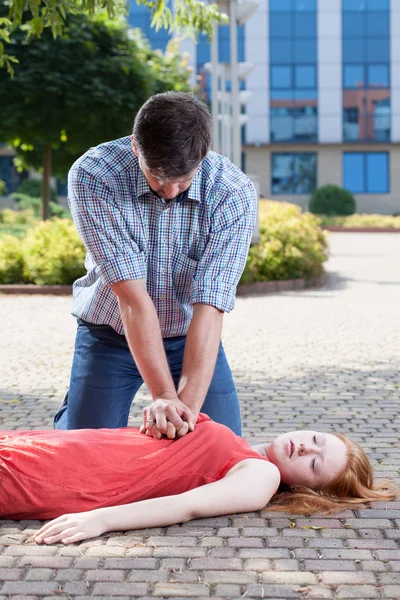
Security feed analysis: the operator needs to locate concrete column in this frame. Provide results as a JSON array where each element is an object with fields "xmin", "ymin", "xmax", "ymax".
[
  {"xmin": 391, "ymin": 0, "xmax": 400, "ymax": 141},
  {"xmin": 318, "ymin": 0, "xmax": 342, "ymax": 143},
  {"xmin": 244, "ymin": 0, "xmax": 269, "ymax": 144}
]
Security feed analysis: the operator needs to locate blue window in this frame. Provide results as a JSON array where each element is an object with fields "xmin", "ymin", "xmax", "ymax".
[
  {"xmin": 270, "ymin": 40, "xmax": 293, "ymax": 64},
  {"xmin": 294, "ymin": 13, "xmax": 316, "ymax": 37},
  {"xmin": 343, "ymin": 152, "xmax": 389, "ymax": 193},
  {"xmin": 343, "ymin": 39, "xmax": 365, "ymax": 63},
  {"xmin": 270, "ymin": 0, "xmax": 291, "ymax": 10},
  {"xmin": 271, "ymin": 153, "xmax": 317, "ymax": 194},
  {"xmin": 127, "ymin": 3, "xmax": 170, "ymax": 52},
  {"xmin": 342, "ymin": 13, "xmax": 365, "ymax": 37},
  {"xmin": 294, "ymin": 39, "xmax": 317, "ymax": 63},
  {"xmin": 366, "ymin": 39, "xmax": 389, "ymax": 63},
  {"xmin": 0, "ymin": 156, "xmax": 23, "ymax": 194},
  {"xmin": 269, "ymin": 13, "xmax": 292, "ymax": 37},
  {"xmin": 294, "ymin": 0, "xmax": 316, "ymax": 10},
  {"xmin": 344, "ymin": 65, "xmax": 365, "ymax": 88},
  {"xmin": 295, "ymin": 65, "xmax": 316, "ymax": 88},
  {"xmin": 368, "ymin": 65, "xmax": 389, "ymax": 87},
  {"xmin": 343, "ymin": 0, "xmax": 389, "ymax": 10},
  {"xmin": 366, "ymin": 12, "xmax": 390, "ymax": 36},
  {"xmin": 271, "ymin": 66, "xmax": 292, "ymax": 88}
]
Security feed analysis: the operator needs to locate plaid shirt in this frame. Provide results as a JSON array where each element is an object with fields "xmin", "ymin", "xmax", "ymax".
[{"xmin": 68, "ymin": 136, "xmax": 257, "ymax": 337}]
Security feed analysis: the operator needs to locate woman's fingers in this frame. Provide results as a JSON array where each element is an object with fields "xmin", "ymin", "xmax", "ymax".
[{"xmin": 36, "ymin": 525, "xmax": 78, "ymax": 544}]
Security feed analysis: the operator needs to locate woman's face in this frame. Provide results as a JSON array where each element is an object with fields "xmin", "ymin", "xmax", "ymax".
[{"xmin": 266, "ymin": 431, "xmax": 348, "ymax": 488}]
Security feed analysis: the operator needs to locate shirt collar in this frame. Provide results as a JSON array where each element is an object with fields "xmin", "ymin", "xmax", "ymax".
[{"xmin": 136, "ymin": 161, "xmax": 203, "ymax": 204}]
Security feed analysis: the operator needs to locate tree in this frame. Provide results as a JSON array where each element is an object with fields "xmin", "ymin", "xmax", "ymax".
[
  {"xmin": 0, "ymin": 11, "xmax": 192, "ymax": 219},
  {"xmin": 0, "ymin": 0, "xmax": 227, "ymax": 74}
]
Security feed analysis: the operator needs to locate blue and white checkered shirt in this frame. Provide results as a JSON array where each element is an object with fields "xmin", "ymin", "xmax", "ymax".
[{"xmin": 68, "ymin": 136, "xmax": 257, "ymax": 337}]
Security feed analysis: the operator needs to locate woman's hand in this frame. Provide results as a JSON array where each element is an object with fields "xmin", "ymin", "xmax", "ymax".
[{"xmin": 33, "ymin": 510, "xmax": 107, "ymax": 545}]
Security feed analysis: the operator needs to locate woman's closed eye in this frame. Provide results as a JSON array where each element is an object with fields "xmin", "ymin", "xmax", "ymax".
[{"xmin": 311, "ymin": 457, "xmax": 316, "ymax": 471}]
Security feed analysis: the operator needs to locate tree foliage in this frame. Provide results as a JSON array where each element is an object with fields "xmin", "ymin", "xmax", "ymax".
[
  {"xmin": 1, "ymin": 0, "xmax": 227, "ymax": 74},
  {"xmin": 0, "ymin": 9, "xmax": 192, "ymax": 216}
]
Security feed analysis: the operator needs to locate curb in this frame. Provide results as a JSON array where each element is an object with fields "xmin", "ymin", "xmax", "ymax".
[
  {"xmin": 0, "ymin": 284, "xmax": 72, "ymax": 295},
  {"xmin": 0, "ymin": 278, "xmax": 325, "ymax": 297},
  {"xmin": 323, "ymin": 226, "xmax": 400, "ymax": 233},
  {"xmin": 237, "ymin": 276, "xmax": 325, "ymax": 296}
]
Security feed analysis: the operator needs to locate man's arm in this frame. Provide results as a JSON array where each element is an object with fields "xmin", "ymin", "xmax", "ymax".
[
  {"xmin": 33, "ymin": 460, "xmax": 281, "ymax": 545},
  {"xmin": 177, "ymin": 303, "xmax": 224, "ymax": 418},
  {"xmin": 111, "ymin": 279, "xmax": 195, "ymax": 437}
]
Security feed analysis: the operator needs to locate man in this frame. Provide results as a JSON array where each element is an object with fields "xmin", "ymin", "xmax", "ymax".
[{"xmin": 54, "ymin": 91, "xmax": 257, "ymax": 439}]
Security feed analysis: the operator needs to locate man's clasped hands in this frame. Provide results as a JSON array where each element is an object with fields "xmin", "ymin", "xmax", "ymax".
[{"xmin": 140, "ymin": 397, "xmax": 196, "ymax": 439}]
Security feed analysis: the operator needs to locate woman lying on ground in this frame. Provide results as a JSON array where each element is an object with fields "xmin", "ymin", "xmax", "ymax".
[{"xmin": 0, "ymin": 414, "xmax": 396, "ymax": 545}]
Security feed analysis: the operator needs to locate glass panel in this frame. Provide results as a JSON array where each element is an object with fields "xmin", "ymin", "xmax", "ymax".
[
  {"xmin": 367, "ymin": 0, "xmax": 389, "ymax": 10},
  {"xmin": 373, "ymin": 97, "xmax": 391, "ymax": 141},
  {"xmin": 343, "ymin": 38, "xmax": 365, "ymax": 63},
  {"xmin": 294, "ymin": 0, "xmax": 316, "ymax": 10},
  {"xmin": 219, "ymin": 39, "xmax": 230, "ymax": 62},
  {"xmin": 343, "ymin": 153, "xmax": 364, "ymax": 193},
  {"xmin": 366, "ymin": 153, "xmax": 388, "ymax": 192},
  {"xmin": 270, "ymin": 115, "xmax": 295, "ymax": 143},
  {"xmin": 293, "ymin": 39, "xmax": 317, "ymax": 63},
  {"xmin": 293, "ymin": 110, "xmax": 318, "ymax": 141},
  {"xmin": 269, "ymin": 13, "xmax": 292, "ymax": 38},
  {"xmin": 366, "ymin": 12, "xmax": 389, "ymax": 36},
  {"xmin": 343, "ymin": 107, "xmax": 361, "ymax": 141},
  {"xmin": 368, "ymin": 65, "xmax": 389, "ymax": 88},
  {"xmin": 342, "ymin": 13, "xmax": 365, "ymax": 37},
  {"xmin": 343, "ymin": 65, "xmax": 365, "ymax": 88},
  {"xmin": 295, "ymin": 65, "xmax": 316, "ymax": 88},
  {"xmin": 272, "ymin": 154, "xmax": 296, "ymax": 193},
  {"xmin": 271, "ymin": 66, "xmax": 292, "ymax": 88},
  {"xmin": 270, "ymin": 0, "xmax": 292, "ymax": 11},
  {"xmin": 366, "ymin": 39, "xmax": 390, "ymax": 63},
  {"xmin": 270, "ymin": 40, "xmax": 293, "ymax": 63},
  {"xmin": 294, "ymin": 13, "xmax": 317, "ymax": 37},
  {"xmin": 343, "ymin": 0, "xmax": 367, "ymax": 10},
  {"xmin": 294, "ymin": 154, "xmax": 316, "ymax": 193},
  {"xmin": 270, "ymin": 89, "xmax": 294, "ymax": 102},
  {"xmin": 197, "ymin": 35, "xmax": 210, "ymax": 65}
]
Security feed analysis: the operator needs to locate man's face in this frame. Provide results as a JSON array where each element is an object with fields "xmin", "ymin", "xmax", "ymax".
[{"xmin": 131, "ymin": 137, "xmax": 198, "ymax": 201}]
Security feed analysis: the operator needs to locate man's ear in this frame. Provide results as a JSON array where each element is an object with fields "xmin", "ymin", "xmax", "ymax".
[{"xmin": 131, "ymin": 135, "xmax": 139, "ymax": 157}]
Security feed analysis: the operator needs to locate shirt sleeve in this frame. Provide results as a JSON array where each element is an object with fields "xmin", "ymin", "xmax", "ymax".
[
  {"xmin": 190, "ymin": 180, "xmax": 257, "ymax": 312},
  {"xmin": 68, "ymin": 164, "xmax": 146, "ymax": 285}
]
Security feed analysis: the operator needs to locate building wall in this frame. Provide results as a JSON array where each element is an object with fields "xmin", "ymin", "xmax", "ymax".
[{"xmin": 245, "ymin": 144, "xmax": 400, "ymax": 215}]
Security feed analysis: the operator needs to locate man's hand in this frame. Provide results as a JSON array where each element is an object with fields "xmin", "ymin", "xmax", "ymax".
[{"xmin": 141, "ymin": 398, "xmax": 197, "ymax": 440}]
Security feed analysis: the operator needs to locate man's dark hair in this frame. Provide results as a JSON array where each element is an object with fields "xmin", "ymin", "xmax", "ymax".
[{"xmin": 133, "ymin": 92, "xmax": 212, "ymax": 181}]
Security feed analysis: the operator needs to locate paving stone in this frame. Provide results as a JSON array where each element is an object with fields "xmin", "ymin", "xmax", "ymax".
[
  {"xmin": 335, "ymin": 585, "xmax": 380, "ymax": 598},
  {"xmin": 2, "ymin": 234, "xmax": 400, "ymax": 598}
]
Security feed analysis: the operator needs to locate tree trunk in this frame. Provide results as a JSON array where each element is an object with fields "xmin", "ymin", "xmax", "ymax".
[{"xmin": 42, "ymin": 144, "xmax": 52, "ymax": 220}]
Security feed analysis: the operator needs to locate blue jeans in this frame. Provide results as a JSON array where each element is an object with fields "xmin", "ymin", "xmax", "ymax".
[{"xmin": 54, "ymin": 319, "xmax": 241, "ymax": 435}]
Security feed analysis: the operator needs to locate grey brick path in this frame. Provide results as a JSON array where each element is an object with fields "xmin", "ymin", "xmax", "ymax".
[{"xmin": 0, "ymin": 232, "xmax": 399, "ymax": 599}]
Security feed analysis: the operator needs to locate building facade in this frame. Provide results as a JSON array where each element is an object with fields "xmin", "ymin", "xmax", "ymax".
[{"xmin": 128, "ymin": 0, "xmax": 400, "ymax": 214}]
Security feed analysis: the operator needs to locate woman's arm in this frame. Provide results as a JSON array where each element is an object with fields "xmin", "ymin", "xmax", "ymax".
[{"xmin": 33, "ymin": 459, "xmax": 280, "ymax": 545}]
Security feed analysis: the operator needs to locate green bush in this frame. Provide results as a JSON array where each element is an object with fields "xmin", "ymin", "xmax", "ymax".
[
  {"xmin": 0, "ymin": 234, "xmax": 25, "ymax": 283},
  {"xmin": 241, "ymin": 200, "xmax": 328, "ymax": 284},
  {"xmin": 16, "ymin": 179, "xmax": 58, "ymax": 203},
  {"xmin": 318, "ymin": 213, "xmax": 400, "ymax": 229},
  {"xmin": 0, "ymin": 207, "xmax": 36, "ymax": 225},
  {"xmin": 309, "ymin": 185, "xmax": 356, "ymax": 216},
  {"xmin": 0, "ymin": 179, "xmax": 6, "ymax": 196},
  {"xmin": 9, "ymin": 193, "xmax": 71, "ymax": 219},
  {"xmin": 22, "ymin": 218, "xmax": 86, "ymax": 284}
]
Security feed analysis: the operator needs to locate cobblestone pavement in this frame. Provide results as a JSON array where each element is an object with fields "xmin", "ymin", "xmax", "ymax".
[{"xmin": 0, "ymin": 232, "xmax": 399, "ymax": 599}]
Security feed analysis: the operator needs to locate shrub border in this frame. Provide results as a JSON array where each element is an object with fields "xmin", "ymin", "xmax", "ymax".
[
  {"xmin": 0, "ymin": 277, "xmax": 325, "ymax": 297},
  {"xmin": 323, "ymin": 226, "xmax": 400, "ymax": 233}
]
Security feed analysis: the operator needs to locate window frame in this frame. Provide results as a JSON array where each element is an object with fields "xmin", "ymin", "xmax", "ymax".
[
  {"xmin": 343, "ymin": 151, "xmax": 390, "ymax": 194},
  {"xmin": 271, "ymin": 152, "xmax": 317, "ymax": 195}
]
